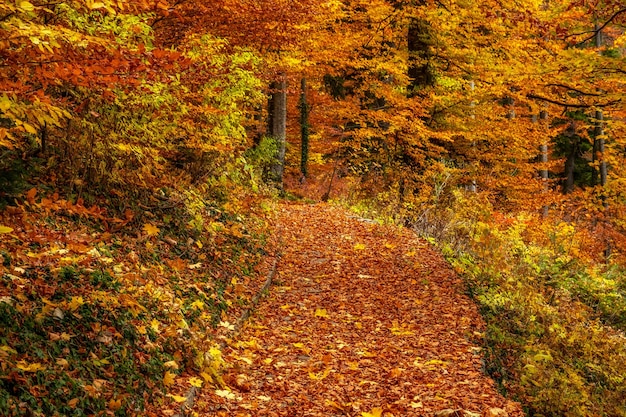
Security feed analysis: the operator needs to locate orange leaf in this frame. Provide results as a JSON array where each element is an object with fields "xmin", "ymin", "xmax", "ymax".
[
  {"xmin": 143, "ymin": 223, "xmax": 160, "ymax": 236},
  {"xmin": 25, "ymin": 187, "xmax": 37, "ymax": 204},
  {"xmin": 163, "ymin": 371, "xmax": 176, "ymax": 386}
]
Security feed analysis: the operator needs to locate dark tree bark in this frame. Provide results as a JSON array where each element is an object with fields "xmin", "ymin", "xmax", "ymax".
[
  {"xmin": 268, "ymin": 75, "xmax": 287, "ymax": 187},
  {"xmin": 539, "ymin": 110, "xmax": 549, "ymax": 217},
  {"xmin": 407, "ymin": 18, "xmax": 434, "ymax": 95},
  {"xmin": 299, "ymin": 77, "xmax": 310, "ymax": 179},
  {"xmin": 563, "ymin": 123, "xmax": 579, "ymax": 194}
]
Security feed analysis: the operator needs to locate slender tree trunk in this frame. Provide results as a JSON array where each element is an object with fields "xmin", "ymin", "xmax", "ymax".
[
  {"xmin": 597, "ymin": 110, "xmax": 607, "ymax": 188},
  {"xmin": 40, "ymin": 122, "xmax": 47, "ymax": 155},
  {"xmin": 592, "ymin": 21, "xmax": 608, "ymax": 191},
  {"xmin": 592, "ymin": 132, "xmax": 599, "ymax": 186},
  {"xmin": 563, "ymin": 124, "xmax": 578, "ymax": 194},
  {"xmin": 299, "ymin": 77, "xmax": 310, "ymax": 180},
  {"xmin": 539, "ymin": 110, "xmax": 549, "ymax": 217},
  {"xmin": 268, "ymin": 75, "xmax": 287, "ymax": 187},
  {"xmin": 469, "ymin": 80, "xmax": 477, "ymax": 192}
]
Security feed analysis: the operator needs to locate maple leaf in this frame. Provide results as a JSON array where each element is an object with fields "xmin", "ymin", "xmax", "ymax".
[
  {"xmin": 308, "ymin": 367, "xmax": 331, "ymax": 380},
  {"xmin": 143, "ymin": 223, "xmax": 160, "ymax": 236},
  {"xmin": 108, "ymin": 398, "xmax": 122, "ymax": 410},
  {"xmin": 314, "ymin": 308, "xmax": 329, "ymax": 318},
  {"xmin": 189, "ymin": 377, "xmax": 203, "ymax": 387},
  {"xmin": 150, "ymin": 319, "xmax": 160, "ymax": 333},
  {"xmin": 0, "ymin": 225, "xmax": 13, "ymax": 234},
  {"xmin": 67, "ymin": 296, "xmax": 84, "ymax": 311},
  {"xmin": 219, "ymin": 320, "xmax": 235, "ymax": 330},
  {"xmin": 215, "ymin": 389, "xmax": 236, "ymax": 400},
  {"xmin": 163, "ymin": 371, "xmax": 176, "ymax": 386}
]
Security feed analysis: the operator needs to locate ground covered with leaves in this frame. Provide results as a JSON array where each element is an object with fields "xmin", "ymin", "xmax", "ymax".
[
  {"xmin": 196, "ymin": 203, "xmax": 523, "ymax": 417},
  {"xmin": 0, "ymin": 190, "xmax": 274, "ymax": 416}
]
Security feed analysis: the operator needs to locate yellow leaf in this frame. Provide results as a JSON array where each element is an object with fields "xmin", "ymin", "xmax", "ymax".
[
  {"xmin": 308, "ymin": 367, "xmax": 331, "ymax": 380},
  {"xmin": 0, "ymin": 225, "xmax": 13, "ymax": 234},
  {"xmin": 67, "ymin": 398, "xmax": 79, "ymax": 408},
  {"xmin": 16, "ymin": 360, "xmax": 46, "ymax": 372},
  {"xmin": 23, "ymin": 123, "xmax": 37, "ymax": 134},
  {"xmin": 354, "ymin": 243, "xmax": 366, "ymax": 250},
  {"xmin": 0, "ymin": 342, "xmax": 15, "ymax": 353},
  {"xmin": 215, "ymin": 389, "xmax": 236, "ymax": 400},
  {"xmin": 150, "ymin": 319, "xmax": 160, "ymax": 333},
  {"xmin": 163, "ymin": 360, "xmax": 179, "ymax": 370},
  {"xmin": 315, "ymin": 308, "xmax": 328, "ymax": 318},
  {"xmin": 200, "ymin": 372, "xmax": 213, "ymax": 383},
  {"xmin": 163, "ymin": 371, "xmax": 176, "ymax": 386},
  {"xmin": 189, "ymin": 377, "xmax": 203, "ymax": 387},
  {"xmin": 361, "ymin": 407, "xmax": 383, "ymax": 417},
  {"xmin": 67, "ymin": 296, "xmax": 84, "ymax": 311},
  {"xmin": 19, "ymin": 1, "xmax": 35, "ymax": 11},
  {"xmin": 143, "ymin": 223, "xmax": 160, "ymax": 236},
  {"xmin": 167, "ymin": 394, "xmax": 187, "ymax": 403},
  {"xmin": 219, "ymin": 321, "xmax": 235, "ymax": 330}
]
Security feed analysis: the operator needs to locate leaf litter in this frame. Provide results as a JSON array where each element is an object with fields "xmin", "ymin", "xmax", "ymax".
[{"xmin": 197, "ymin": 203, "xmax": 524, "ymax": 417}]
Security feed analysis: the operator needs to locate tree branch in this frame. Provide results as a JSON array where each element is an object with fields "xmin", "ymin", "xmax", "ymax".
[
  {"xmin": 527, "ymin": 93, "xmax": 620, "ymax": 109},
  {"xmin": 545, "ymin": 83, "xmax": 603, "ymax": 97},
  {"xmin": 564, "ymin": 8, "xmax": 626, "ymax": 45}
]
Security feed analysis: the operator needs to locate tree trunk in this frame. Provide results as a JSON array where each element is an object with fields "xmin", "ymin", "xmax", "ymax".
[
  {"xmin": 597, "ymin": 110, "xmax": 607, "ymax": 188},
  {"xmin": 407, "ymin": 18, "xmax": 434, "ymax": 96},
  {"xmin": 268, "ymin": 75, "xmax": 287, "ymax": 187},
  {"xmin": 539, "ymin": 110, "xmax": 549, "ymax": 217},
  {"xmin": 563, "ymin": 123, "xmax": 578, "ymax": 194},
  {"xmin": 593, "ymin": 22, "xmax": 607, "ymax": 190},
  {"xmin": 299, "ymin": 77, "xmax": 310, "ymax": 179},
  {"xmin": 469, "ymin": 80, "xmax": 477, "ymax": 192}
]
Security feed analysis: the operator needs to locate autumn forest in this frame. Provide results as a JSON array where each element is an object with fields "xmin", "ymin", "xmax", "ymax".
[{"xmin": 1, "ymin": 0, "xmax": 626, "ymax": 416}]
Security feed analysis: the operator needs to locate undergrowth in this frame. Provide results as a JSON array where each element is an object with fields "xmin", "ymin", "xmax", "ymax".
[{"xmin": 0, "ymin": 186, "xmax": 276, "ymax": 416}]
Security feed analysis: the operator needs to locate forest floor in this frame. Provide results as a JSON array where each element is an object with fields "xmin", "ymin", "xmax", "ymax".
[{"xmin": 193, "ymin": 203, "xmax": 524, "ymax": 417}]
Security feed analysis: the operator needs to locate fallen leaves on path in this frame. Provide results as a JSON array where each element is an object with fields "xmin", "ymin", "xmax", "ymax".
[{"xmin": 196, "ymin": 203, "xmax": 524, "ymax": 416}]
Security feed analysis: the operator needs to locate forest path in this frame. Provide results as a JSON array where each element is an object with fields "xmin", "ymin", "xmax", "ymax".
[{"xmin": 199, "ymin": 203, "xmax": 523, "ymax": 416}]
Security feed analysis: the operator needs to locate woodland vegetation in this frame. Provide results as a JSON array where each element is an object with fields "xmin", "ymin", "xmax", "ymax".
[{"xmin": 1, "ymin": 0, "xmax": 626, "ymax": 415}]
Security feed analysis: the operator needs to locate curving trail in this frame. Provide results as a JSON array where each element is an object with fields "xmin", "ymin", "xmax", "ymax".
[{"xmin": 197, "ymin": 203, "xmax": 523, "ymax": 416}]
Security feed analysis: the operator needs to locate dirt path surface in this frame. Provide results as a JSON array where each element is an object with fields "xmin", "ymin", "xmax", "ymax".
[{"xmin": 198, "ymin": 203, "xmax": 524, "ymax": 416}]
